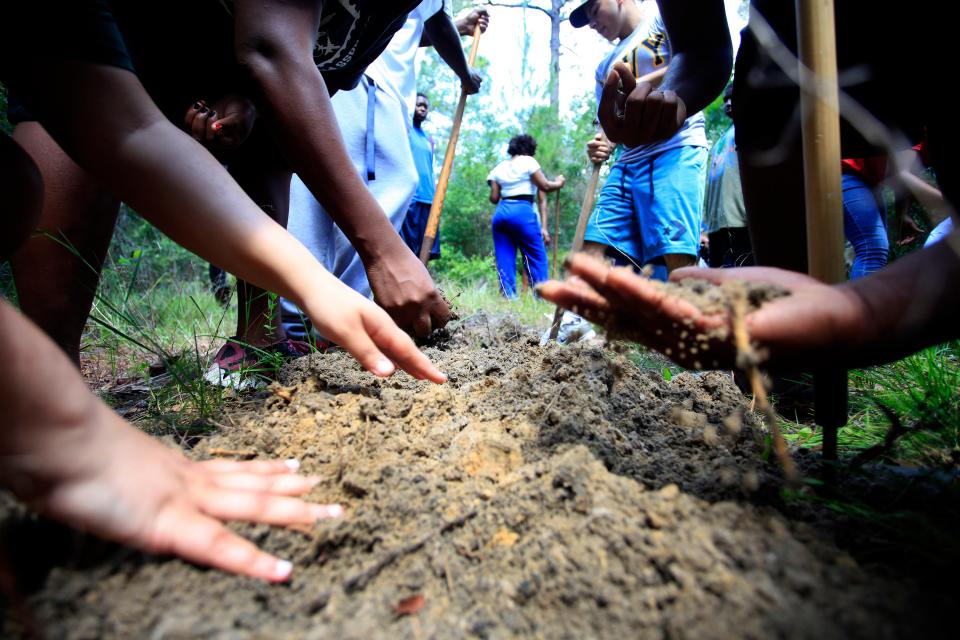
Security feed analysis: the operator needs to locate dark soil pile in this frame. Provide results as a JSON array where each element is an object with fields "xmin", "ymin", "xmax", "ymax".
[{"xmin": 1, "ymin": 313, "xmax": 955, "ymax": 639}]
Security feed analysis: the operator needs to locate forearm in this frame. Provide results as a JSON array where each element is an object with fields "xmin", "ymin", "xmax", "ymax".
[
  {"xmin": 425, "ymin": 11, "xmax": 472, "ymax": 83},
  {"xmin": 234, "ymin": 2, "xmax": 407, "ymax": 264},
  {"xmin": 840, "ymin": 238, "xmax": 960, "ymax": 367},
  {"xmin": 25, "ymin": 62, "xmax": 335, "ymax": 314},
  {"xmin": 0, "ymin": 300, "xmax": 110, "ymax": 498},
  {"xmin": 657, "ymin": 0, "xmax": 732, "ymax": 115}
]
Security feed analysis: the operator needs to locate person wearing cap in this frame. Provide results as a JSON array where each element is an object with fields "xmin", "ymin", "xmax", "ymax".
[
  {"xmin": 540, "ymin": 0, "xmax": 960, "ymax": 375},
  {"xmin": 570, "ymin": 0, "xmax": 709, "ymax": 281}
]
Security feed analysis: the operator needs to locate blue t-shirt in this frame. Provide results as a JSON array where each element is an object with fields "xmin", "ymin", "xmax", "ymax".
[
  {"xmin": 410, "ymin": 126, "xmax": 436, "ymax": 204},
  {"xmin": 594, "ymin": 2, "xmax": 707, "ymax": 165}
]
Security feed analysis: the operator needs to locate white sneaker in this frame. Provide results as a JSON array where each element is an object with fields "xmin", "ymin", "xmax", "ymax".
[{"xmin": 541, "ymin": 311, "xmax": 597, "ymax": 345}]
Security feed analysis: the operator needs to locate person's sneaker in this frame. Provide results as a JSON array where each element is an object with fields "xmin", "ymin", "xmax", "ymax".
[
  {"xmin": 204, "ymin": 338, "xmax": 313, "ymax": 390},
  {"xmin": 540, "ymin": 311, "xmax": 597, "ymax": 346}
]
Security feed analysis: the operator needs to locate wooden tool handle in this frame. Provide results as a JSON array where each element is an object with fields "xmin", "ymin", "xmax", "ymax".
[
  {"xmin": 419, "ymin": 25, "xmax": 483, "ymax": 263},
  {"xmin": 548, "ymin": 160, "xmax": 603, "ymax": 340}
]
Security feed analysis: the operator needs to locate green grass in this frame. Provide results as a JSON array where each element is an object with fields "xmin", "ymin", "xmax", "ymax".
[{"xmin": 781, "ymin": 341, "xmax": 960, "ymax": 467}]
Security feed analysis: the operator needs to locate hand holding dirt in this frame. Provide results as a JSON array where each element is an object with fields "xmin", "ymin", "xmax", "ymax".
[{"xmin": 537, "ymin": 253, "xmax": 830, "ymax": 371}]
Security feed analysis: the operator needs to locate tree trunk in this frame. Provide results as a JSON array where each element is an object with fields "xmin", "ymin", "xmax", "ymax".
[{"xmin": 549, "ymin": 0, "xmax": 562, "ymax": 114}]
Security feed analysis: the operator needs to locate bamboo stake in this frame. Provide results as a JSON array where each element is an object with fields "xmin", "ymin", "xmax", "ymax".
[
  {"xmin": 548, "ymin": 160, "xmax": 603, "ymax": 340},
  {"xmin": 552, "ymin": 189, "xmax": 561, "ymax": 278},
  {"xmin": 419, "ymin": 26, "xmax": 482, "ymax": 264},
  {"xmin": 796, "ymin": 0, "xmax": 847, "ymax": 462}
]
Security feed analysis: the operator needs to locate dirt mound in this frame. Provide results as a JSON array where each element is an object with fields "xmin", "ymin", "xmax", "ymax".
[{"xmin": 0, "ymin": 314, "xmax": 951, "ymax": 638}]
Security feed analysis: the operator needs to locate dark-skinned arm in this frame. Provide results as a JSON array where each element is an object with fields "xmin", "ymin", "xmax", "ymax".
[
  {"xmin": 232, "ymin": 0, "xmax": 450, "ymax": 337},
  {"xmin": 656, "ymin": 0, "xmax": 732, "ymax": 117},
  {"xmin": 421, "ymin": 6, "xmax": 489, "ymax": 46},
  {"xmin": 423, "ymin": 9, "xmax": 482, "ymax": 93},
  {"xmin": 599, "ymin": 1, "xmax": 732, "ymax": 146}
]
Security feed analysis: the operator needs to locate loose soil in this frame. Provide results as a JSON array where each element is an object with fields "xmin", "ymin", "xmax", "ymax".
[{"xmin": 2, "ymin": 313, "xmax": 957, "ymax": 639}]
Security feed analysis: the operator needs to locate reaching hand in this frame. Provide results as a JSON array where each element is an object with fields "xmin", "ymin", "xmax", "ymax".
[
  {"xmin": 598, "ymin": 62, "xmax": 686, "ymax": 147},
  {"xmin": 586, "ymin": 133, "xmax": 612, "ymax": 164},
  {"xmin": 365, "ymin": 249, "xmax": 452, "ymax": 339},
  {"xmin": 182, "ymin": 95, "xmax": 258, "ymax": 151},
  {"xmin": 538, "ymin": 253, "xmax": 868, "ymax": 371},
  {"xmin": 22, "ymin": 404, "xmax": 341, "ymax": 582},
  {"xmin": 301, "ymin": 273, "xmax": 448, "ymax": 382}
]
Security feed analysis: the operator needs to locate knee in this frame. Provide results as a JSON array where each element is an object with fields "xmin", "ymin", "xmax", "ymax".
[{"xmin": 0, "ymin": 134, "xmax": 44, "ymax": 260}]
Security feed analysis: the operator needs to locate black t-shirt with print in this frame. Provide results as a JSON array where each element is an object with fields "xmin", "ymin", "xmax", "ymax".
[{"xmin": 109, "ymin": 0, "xmax": 419, "ymax": 120}]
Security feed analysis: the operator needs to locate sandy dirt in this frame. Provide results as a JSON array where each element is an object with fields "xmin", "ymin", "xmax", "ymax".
[{"xmin": 1, "ymin": 313, "xmax": 955, "ymax": 639}]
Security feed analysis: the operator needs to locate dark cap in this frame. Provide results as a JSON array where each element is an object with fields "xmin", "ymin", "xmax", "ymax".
[{"xmin": 569, "ymin": 0, "xmax": 595, "ymax": 28}]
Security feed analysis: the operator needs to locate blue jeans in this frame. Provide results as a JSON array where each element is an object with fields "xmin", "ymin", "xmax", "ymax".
[
  {"xmin": 491, "ymin": 198, "xmax": 549, "ymax": 298},
  {"xmin": 842, "ymin": 173, "xmax": 888, "ymax": 279}
]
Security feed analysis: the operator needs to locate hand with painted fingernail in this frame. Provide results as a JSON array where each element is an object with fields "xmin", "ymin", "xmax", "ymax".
[
  {"xmin": 9, "ymin": 397, "xmax": 343, "ymax": 582},
  {"xmin": 182, "ymin": 94, "xmax": 258, "ymax": 150}
]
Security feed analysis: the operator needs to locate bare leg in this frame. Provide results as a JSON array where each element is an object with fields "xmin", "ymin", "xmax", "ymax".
[
  {"xmin": 227, "ymin": 132, "xmax": 292, "ymax": 346},
  {"xmin": 663, "ymin": 253, "xmax": 698, "ymax": 273},
  {"xmin": 8, "ymin": 122, "xmax": 120, "ymax": 364},
  {"xmin": 581, "ymin": 240, "xmax": 610, "ymax": 262},
  {"xmin": 0, "ymin": 133, "xmax": 43, "ymax": 260}
]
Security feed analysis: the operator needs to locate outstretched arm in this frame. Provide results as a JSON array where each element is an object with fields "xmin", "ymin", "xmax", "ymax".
[
  {"xmin": 229, "ymin": 0, "xmax": 451, "ymax": 337},
  {"xmin": 22, "ymin": 61, "xmax": 445, "ymax": 383},
  {"xmin": 540, "ymin": 237, "xmax": 960, "ymax": 372}
]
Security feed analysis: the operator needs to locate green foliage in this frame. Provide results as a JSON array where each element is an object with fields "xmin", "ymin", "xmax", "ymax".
[
  {"xmin": 702, "ymin": 90, "xmax": 730, "ymax": 148},
  {"xmin": 782, "ymin": 341, "xmax": 960, "ymax": 467},
  {"xmin": 430, "ymin": 246, "xmax": 495, "ymax": 289},
  {"xmin": 418, "ymin": 44, "xmax": 598, "ymax": 264}
]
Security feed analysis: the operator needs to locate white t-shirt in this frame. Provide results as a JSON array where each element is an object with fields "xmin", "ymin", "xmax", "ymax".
[
  {"xmin": 487, "ymin": 155, "xmax": 541, "ymax": 197},
  {"xmin": 366, "ymin": 0, "xmax": 445, "ymax": 125}
]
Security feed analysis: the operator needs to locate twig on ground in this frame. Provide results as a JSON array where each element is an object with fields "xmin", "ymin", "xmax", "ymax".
[
  {"xmin": 343, "ymin": 511, "xmax": 477, "ymax": 593},
  {"xmin": 728, "ymin": 283, "xmax": 800, "ymax": 484},
  {"xmin": 206, "ymin": 447, "xmax": 258, "ymax": 459}
]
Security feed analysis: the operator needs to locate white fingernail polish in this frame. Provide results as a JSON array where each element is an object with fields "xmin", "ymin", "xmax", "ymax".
[
  {"xmin": 328, "ymin": 504, "xmax": 344, "ymax": 518},
  {"xmin": 284, "ymin": 459, "xmax": 300, "ymax": 472},
  {"xmin": 375, "ymin": 358, "xmax": 394, "ymax": 376},
  {"xmin": 275, "ymin": 559, "xmax": 293, "ymax": 580}
]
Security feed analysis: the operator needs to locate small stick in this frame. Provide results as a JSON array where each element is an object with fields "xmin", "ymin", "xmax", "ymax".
[
  {"xmin": 552, "ymin": 189, "xmax": 561, "ymax": 278},
  {"xmin": 728, "ymin": 283, "xmax": 799, "ymax": 484},
  {"xmin": 207, "ymin": 447, "xmax": 258, "ymax": 459},
  {"xmin": 360, "ymin": 413, "xmax": 371, "ymax": 458},
  {"xmin": 344, "ymin": 511, "xmax": 477, "ymax": 592},
  {"xmin": 548, "ymin": 160, "xmax": 602, "ymax": 340}
]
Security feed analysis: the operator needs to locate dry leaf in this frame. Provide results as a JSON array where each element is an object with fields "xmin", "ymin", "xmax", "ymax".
[{"xmin": 393, "ymin": 594, "xmax": 425, "ymax": 617}]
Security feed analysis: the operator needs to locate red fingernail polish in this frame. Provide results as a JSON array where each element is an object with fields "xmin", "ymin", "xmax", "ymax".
[{"xmin": 212, "ymin": 122, "xmax": 222, "ymax": 132}]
